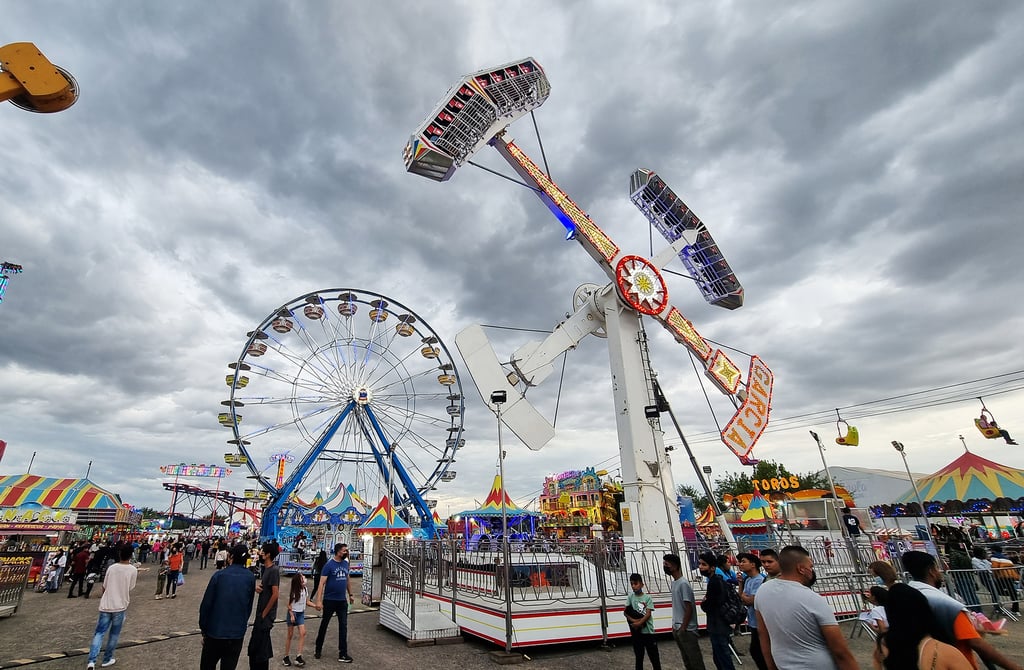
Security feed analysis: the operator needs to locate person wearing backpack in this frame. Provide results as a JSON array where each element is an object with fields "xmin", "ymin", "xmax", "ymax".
[{"xmin": 698, "ymin": 552, "xmax": 737, "ymax": 670}]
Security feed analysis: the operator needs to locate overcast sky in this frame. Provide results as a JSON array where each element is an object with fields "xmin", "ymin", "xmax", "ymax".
[{"xmin": 2, "ymin": 2, "xmax": 1023, "ymax": 524}]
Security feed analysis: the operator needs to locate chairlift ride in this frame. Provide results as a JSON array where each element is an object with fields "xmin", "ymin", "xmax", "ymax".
[{"xmin": 835, "ymin": 410, "xmax": 859, "ymax": 446}]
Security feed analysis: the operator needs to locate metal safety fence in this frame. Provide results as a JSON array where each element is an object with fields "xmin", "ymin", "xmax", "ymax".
[{"xmin": 378, "ymin": 537, "xmax": 896, "ymax": 640}]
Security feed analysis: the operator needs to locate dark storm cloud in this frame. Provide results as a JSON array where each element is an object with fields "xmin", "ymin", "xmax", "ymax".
[{"xmin": 2, "ymin": 1, "xmax": 1022, "ymax": 512}]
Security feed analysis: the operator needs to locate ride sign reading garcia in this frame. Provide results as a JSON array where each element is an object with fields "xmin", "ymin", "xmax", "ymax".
[{"xmin": 721, "ymin": 356, "xmax": 773, "ymax": 457}]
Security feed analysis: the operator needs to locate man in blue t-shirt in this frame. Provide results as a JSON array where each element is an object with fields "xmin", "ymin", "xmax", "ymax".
[
  {"xmin": 737, "ymin": 553, "xmax": 768, "ymax": 670},
  {"xmin": 313, "ymin": 543, "xmax": 355, "ymax": 663}
]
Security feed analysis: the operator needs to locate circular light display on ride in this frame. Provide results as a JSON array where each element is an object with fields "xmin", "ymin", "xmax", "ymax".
[{"xmin": 615, "ymin": 255, "xmax": 668, "ymax": 315}]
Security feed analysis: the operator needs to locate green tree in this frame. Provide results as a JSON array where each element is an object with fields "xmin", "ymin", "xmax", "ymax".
[
  {"xmin": 710, "ymin": 460, "xmax": 846, "ymax": 501},
  {"xmin": 712, "ymin": 471, "xmax": 754, "ymax": 500},
  {"xmin": 676, "ymin": 484, "xmax": 709, "ymax": 512}
]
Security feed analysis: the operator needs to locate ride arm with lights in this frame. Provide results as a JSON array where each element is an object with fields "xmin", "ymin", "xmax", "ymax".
[
  {"xmin": 0, "ymin": 42, "xmax": 78, "ymax": 113},
  {"xmin": 491, "ymin": 135, "xmax": 773, "ymax": 459}
]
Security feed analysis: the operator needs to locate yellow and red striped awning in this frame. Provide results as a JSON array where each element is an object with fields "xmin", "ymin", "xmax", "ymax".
[{"xmin": 0, "ymin": 474, "xmax": 122, "ymax": 510}]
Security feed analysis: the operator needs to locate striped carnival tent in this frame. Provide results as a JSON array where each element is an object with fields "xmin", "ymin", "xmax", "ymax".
[
  {"xmin": 895, "ymin": 450, "xmax": 1024, "ymax": 510},
  {"xmin": 357, "ymin": 495, "xmax": 412, "ymax": 536},
  {"xmin": 0, "ymin": 474, "xmax": 138, "ymax": 525}
]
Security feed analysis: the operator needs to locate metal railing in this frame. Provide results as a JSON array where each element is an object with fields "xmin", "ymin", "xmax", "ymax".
[
  {"xmin": 381, "ymin": 548, "xmax": 416, "ymax": 629},
  {"xmin": 380, "ymin": 537, "xmax": 1023, "ymax": 640}
]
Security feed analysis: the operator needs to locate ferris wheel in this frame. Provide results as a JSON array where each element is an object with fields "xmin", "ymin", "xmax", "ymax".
[{"xmin": 219, "ymin": 288, "xmax": 464, "ymax": 539}]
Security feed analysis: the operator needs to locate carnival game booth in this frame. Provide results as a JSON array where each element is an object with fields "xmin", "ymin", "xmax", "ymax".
[
  {"xmin": 358, "ymin": 495, "xmax": 413, "ymax": 605},
  {"xmin": 0, "ymin": 475, "xmax": 140, "ymax": 584},
  {"xmin": 871, "ymin": 449, "xmax": 1024, "ymax": 543},
  {"xmin": 453, "ymin": 475, "xmax": 540, "ymax": 551}
]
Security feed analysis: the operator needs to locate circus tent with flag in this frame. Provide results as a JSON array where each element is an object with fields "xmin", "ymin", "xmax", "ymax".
[
  {"xmin": 357, "ymin": 495, "xmax": 412, "ymax": 537},
  {"xmin": 453, "ymin": 475, "xmax": 539, "ymax": 546},
  {"xmin": 885, "ymin": 450, "xmax": 1024, "ymax": 511}
]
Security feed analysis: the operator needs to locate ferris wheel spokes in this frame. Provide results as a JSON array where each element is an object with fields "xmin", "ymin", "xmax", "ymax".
[{"xmin": 225, "ymin": 289, "xmax": 463, "ymax": 541}]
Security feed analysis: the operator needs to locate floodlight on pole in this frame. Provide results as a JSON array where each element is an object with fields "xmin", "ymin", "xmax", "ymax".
[
  {"xmin": 892, "ymin": 440, "xmax": 930, "ymax": 528},
  {"xmin": 490, "ymin": 389, "xmax": 513, "ymax": 655},
  {"xmin": 809, "ymin": 430, "xmax": 862, "ymax": 571}
]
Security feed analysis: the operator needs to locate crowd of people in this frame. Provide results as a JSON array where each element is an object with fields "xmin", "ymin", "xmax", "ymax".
[{"xmin": 632, "ymin": 545, "xmax": 1024, "ymax": 670}]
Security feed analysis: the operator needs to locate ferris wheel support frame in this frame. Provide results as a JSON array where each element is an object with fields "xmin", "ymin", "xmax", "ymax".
[
  {"xmin": 364, "ymin": 404, "xmax": 436, "ymax": 530},
  {"xmin": 256, "ymin": 402, "xmax": 353, "ymax": 541}
]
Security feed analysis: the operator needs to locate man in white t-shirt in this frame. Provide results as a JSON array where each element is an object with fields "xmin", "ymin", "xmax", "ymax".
[
  {"xmin": 87, "ymin": 545, "xmax": 138, "ymax": 669},
  {"xmin": 753, "ymin": 546, "xmax": 859, "ymax": 670}
]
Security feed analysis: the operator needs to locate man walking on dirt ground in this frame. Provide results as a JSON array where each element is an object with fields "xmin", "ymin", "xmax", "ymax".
[
  {"xmin": 248, "ymin": 541, "xmax": 281, "ymax": 670},
  {"xmin": 200, "ymin": 544, "xmax": 256, "ymax": 670},
  {"xmin": 86, "ymin": 545, "xmax": 137, "ymax": 669},
  {"xmin": 663, "ymin": 553, "xmax": 706, "ymax": 670},
  {"xmin": 313, "ymin": 543, "xmax": 354, "ymax": 663}
]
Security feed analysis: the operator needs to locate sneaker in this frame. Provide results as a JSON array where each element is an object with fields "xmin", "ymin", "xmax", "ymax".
[
  {"xmin": 314, "ymin": 652, "xmax": 321, "ymax": 660},
  {"xmin": 339, "ymin": 656, "xmax": 353, "ymax": 663},
  {"xmin": 155, "ymin": 595, "xmax": 163, "ymax": 600},
  {"xmin": 101, "ymin": 660, "xmax": 116, "ymax": 667},
  {"xmin": 294, "ymin": 656, "xmax": 305, "ymax": 667},
  {"xmin": 171, "ymin": 593, "xmax": 177, "ymax": 599},
  {"xmin": 282, "ymin": 657, "xmax": 291, "ymax": 667},
  {"xmin": 87, "ymin": 664, "xmax": 96, "ymax": 669}
]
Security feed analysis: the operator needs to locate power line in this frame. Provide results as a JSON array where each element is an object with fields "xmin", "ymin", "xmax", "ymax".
[{"xmin": 670, "ymin": 371, "xmax": 1024, "ymax": 446}]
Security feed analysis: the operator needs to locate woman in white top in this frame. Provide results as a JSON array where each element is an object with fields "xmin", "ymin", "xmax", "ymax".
[
  {"xmin": 859, "ymin": 586, "xmax": 889, "ymax": 634},
  {"xmin": 214, "ymin": 544, "xmax": 229, "ymax": 570},
  {"xmin": 283, "ymin": 573, "xmax": 314, "ymax": 667}
]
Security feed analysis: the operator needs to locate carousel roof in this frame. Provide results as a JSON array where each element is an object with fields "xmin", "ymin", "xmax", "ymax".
[
  {"xmin": 455, "ymin": 475, "xmax": 539, "ymax": 518},
  {"xmin": 0, "ymin": 474, "xmax": 124, "ymax": 510},
  {"xmin": 357, "ymin": 495, "xmax": 412, "ymax": 535},
  {"xmin": 320, "ymin": 482, "xmax": 365, "ymax": 515},
  {"xmin": 896, "ymin": 450, "xmax": 1024, "ymax": 504}
]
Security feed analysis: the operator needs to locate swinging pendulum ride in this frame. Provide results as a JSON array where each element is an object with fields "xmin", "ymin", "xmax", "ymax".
[{"xmin": 405, "ymin": 58, "xmax": 774, "ymax": 548}]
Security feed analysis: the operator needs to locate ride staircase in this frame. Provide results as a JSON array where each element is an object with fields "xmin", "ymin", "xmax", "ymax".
[{"xmin": 378, "ymin": 547, "xmax": 461, "ymax": 645}]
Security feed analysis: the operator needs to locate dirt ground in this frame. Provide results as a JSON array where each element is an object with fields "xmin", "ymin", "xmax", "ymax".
[{"xmin": 1, "ymin": 564, "xmax": 1021, "ymax": 669}]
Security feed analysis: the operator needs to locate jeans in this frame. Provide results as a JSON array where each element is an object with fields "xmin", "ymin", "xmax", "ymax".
[
  {"xmin": 89, "ymin": 610, "xmax": 126, "ymax": 664},
  {"xmin": 68, "ymin": 572, "xmax": 86, "ymax": 596},
  {"xmin": 631, "ymin": 631, "xmax": 662, "ymax": 670},
  {"xmin": 315, "ymin": 599, "xmax": 349, "ymax": 657},
  {"xmin": 166, "ymin": 570, "xmax": 179, "ymax": 596},
  {"xmin": 709, "ymin": 632, "xmax": 736, "ymax": 670},
  {"xmin": 671, "ymin": 627, "xmax": 707, "ymax": 670},
  {"xmin": 200, "ymin": 636, "xmax": 243, "ymax": 670},
  {"xmin": 749, "ymin": 628, "xmax": 769, "ymax": 670}
]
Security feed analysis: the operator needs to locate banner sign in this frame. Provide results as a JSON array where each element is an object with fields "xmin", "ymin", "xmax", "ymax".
[
  {"xmin": 0, "ymin": 554, "xmax": 33, "ymax": 617},
  {"xmin": 0, "ymin": 507, "xmax": 78, "ymax": 525}
]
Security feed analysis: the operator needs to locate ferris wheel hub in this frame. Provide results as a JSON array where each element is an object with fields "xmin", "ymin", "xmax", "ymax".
[{"xmin": 353, "ymin": 386, "xmax": 373, "ymax": 405}]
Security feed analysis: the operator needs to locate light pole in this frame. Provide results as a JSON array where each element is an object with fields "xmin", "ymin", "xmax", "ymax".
[
  {"xmin": 490, "ymin": 390, "xmax": 514, "ymax": 656},
  {"xmin": 809, "ymin": 431, "xmax": 861, "ymax": 571},
  {"xmin": 892, "ymin": 441, "xmax": 930, "ymax": 531}
]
